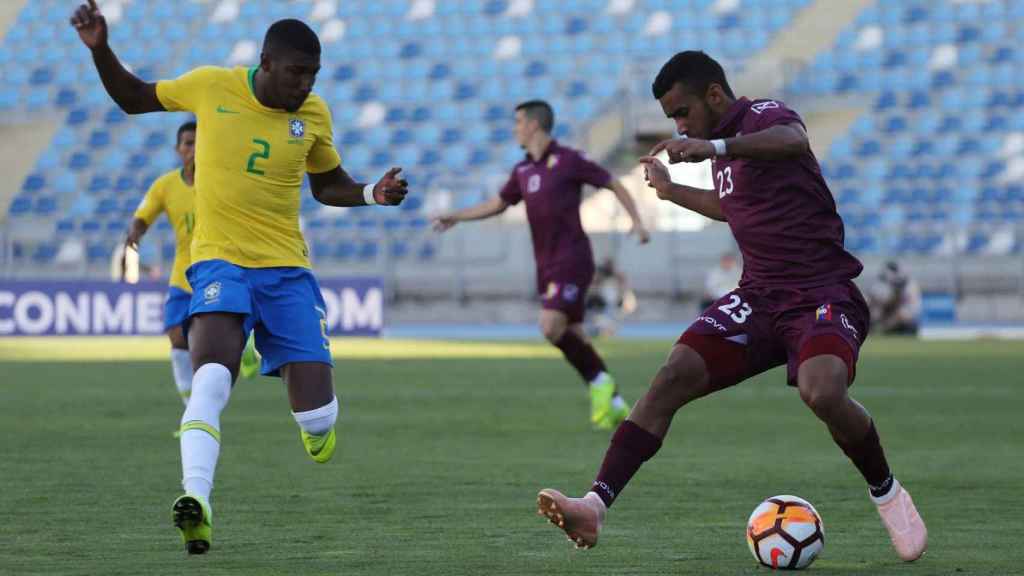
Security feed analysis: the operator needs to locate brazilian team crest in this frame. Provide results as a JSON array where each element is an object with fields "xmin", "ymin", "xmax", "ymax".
[{"xmin": 289, "ymin": 118, "xmax": 305, "ymax": 138}]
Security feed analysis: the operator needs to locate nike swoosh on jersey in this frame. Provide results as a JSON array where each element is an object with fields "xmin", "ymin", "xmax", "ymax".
[{"xmin": 216, "ymin": 105, "xmax": 240, "ymax": 114}]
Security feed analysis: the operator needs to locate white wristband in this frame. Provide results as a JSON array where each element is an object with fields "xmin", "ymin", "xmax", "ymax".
[
  {"xmin": 363, "ymin": 184, "xmax": 377, "ymax": 206},
  {"xmin": 711, "ymin": 139, "xmax": 727, "ymax": 157}
]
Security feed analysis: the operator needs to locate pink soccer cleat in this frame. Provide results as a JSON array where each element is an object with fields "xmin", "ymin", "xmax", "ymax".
[
  {"xmin": 536, "ymin": 489, "xmax": 606, "ymax": 549},
  {"xmin": 873, "ymin": 480, "xmax": 928, "ymax": 561}
]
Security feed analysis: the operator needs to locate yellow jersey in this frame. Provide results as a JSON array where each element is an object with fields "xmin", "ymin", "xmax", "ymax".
[
  {"xmin": 155, "ymin": 66, "xmax": 341, "ymax": 269},
  {"xmin": 133, "ymin": 169, "xmax": 195, "ymax": 292}
]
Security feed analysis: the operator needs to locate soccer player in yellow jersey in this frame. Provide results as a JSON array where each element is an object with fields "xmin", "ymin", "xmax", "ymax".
[
  {"xmin": 72, "ymin": 1, "xmax": 408, "ymax": 554},
  {"xmin": 126, "ymin": 121, "xmax": 198, "ymax": 404}
]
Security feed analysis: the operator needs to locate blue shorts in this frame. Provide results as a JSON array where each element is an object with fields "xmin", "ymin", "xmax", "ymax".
[
  {"xmin": 185, "ymin": 259, "xmax": 333, "ymax": 377},
  {"xmin": 164, "ymin": 286, "xmax": 192, "ymax": 332}
]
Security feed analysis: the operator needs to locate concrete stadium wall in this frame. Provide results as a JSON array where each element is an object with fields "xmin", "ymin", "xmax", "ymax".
[{"xmin": 0, "ymin": 0, "xmax": 28, "ymax": 40}]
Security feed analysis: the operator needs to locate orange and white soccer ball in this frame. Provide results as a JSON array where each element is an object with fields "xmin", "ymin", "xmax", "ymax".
[{"xmin": 746, "ymin": 495, "xmax": 824, "ymax": 570}]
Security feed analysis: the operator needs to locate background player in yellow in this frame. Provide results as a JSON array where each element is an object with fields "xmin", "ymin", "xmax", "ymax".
[
  {"xmin": 72, "ymin": 1, "xmax": 408, "ymax": 555},
  {"xmin": 126, "ymin": 121, "xmax": 197, "ymax": 405},
  {"xmin": 125, "ymin": 121, "xmax": 261, "ymax": 407}
]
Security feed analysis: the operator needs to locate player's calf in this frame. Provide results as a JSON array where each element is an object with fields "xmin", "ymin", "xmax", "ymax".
[{"xmin": 630, "ymin": 343, "xmax": 714, "ymax": 437}]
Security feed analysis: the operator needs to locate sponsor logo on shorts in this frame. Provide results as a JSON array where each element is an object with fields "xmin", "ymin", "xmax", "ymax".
[
  {"xmin": 203, "ymin": 282, "xmax": 221, "ymax": 304},
  {"xmin": 562, "ymin": 283, "xmax": 579, "ymax": 302},
  {"xmin": 815, "ymin": 303, "xmax": 832, "ymax": 322},
  {"xmin": 545, "ymin": 282, "xmax": 559, "ymax": 300},
  {"xmin": 840, "ymin": 313, "xmax": 859, "ymax": 338},
  {"xmin": 697, "ymin": 315, "xmax": 728, "ymax": 332}
]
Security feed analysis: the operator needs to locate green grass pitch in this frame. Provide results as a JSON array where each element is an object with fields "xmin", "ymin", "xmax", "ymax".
[{"xmin": 1, "ymin": 336, "xmax": 1021, "ymax": 575}]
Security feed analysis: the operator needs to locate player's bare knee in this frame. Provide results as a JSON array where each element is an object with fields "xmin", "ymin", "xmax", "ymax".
[
  {"xmin": 539, "ymin": 315, "xmax": 567, "ymax": 343},
  {"xmin": 167, "ymin": 326, "xmax": 187, "ymax": 350},
  {"xmin": 798, "ymin": 358, "xmax": 849, "ymax": 418}
]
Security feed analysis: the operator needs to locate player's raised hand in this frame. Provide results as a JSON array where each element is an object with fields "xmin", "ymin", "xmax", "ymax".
[
  {"xmin": 70, "ymin": 0, "xmax": 108, "ymax": 50},
  {"xmin": 639, "ymin": 156, "xmax": 673, "ymax": 197},
  {"xmin": 432, "ymin": 215, "xmax": 458, "ymax": 233},
  {"xmin": 373, "ymin": 167, "xmax": 408, "ymax": 206},
  {"xmin": 649, "ymin": 138, "xmax": 715, "ymax": 164}
]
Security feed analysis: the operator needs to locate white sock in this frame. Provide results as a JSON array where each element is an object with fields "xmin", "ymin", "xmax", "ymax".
[
  {"xmin": 870, "ymin": 477, "xmax": 902, "ymax": 506},
  {"xmin": 170, "ymin": 348, "xmax": 193, "ymax": 405},
  {"xmin": 589, "ymin": 372, "xmax": 612, "ymax": 388},
  {"xmin": 584, "ymin": 491, "xmax": 608, "ymax": 515},
  {"xmin": 180, "ymin": 363, "xmax": 232, "ymax": 504},
  {"xmin": 292, "ymin": 396, "xmax": 339, "ymax": 437}
]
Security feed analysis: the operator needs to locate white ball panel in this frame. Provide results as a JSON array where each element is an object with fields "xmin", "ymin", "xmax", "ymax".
[{"xmin": 755, "ymin": 533, "xmax": 796, "ymax": 568}]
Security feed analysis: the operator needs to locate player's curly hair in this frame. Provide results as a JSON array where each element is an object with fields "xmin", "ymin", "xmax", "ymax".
[
  {"xmin": 263, "ymin": 19, "xmax": 321, "ymax": 56},
  {"xmin": 652, "ymin": 51, "xmax": 735, "ymax": 100}
]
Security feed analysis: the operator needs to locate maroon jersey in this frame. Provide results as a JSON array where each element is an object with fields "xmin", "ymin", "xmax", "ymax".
[
  {"xmin": 710, "ymin": 98, "xmax": 863, "ymax": 288},
  {"xmin": 499, "ymin": 140, "xmax": 612, "ymax": 273}
]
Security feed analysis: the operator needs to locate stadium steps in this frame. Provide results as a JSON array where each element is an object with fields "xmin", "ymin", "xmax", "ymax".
[{"xmin": 733, "ymin": 0, "xmax": 874, "ymax": 96}]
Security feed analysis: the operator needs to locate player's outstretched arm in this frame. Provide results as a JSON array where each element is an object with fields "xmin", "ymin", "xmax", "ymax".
[
  {"xmin": 606, "ymin": 179, "xmax": 650, "ymax": 244},
  {"xmin": 639, "ymin": 156, "xmax": 725, "ymax": 221},
  {"xmin": 70, "ymin": 1, "xmax": 163, "ymax": 114},
  {"xmin": 432, "ymin": 196, "xmax": 509, "ymax": 232},
  {"xmin": 650, "ymin": 124, "xmax": 808, "ymax": 164},
  {"xmin": 308, "ymin": 166, "xmax": 408, "ymax": 207}
]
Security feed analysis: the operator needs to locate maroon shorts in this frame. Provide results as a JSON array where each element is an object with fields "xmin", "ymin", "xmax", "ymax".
[
  {"xmin": 538, "ymin": 265, "xmax": 594, "ymax": 324},
  {"xmin": 678, "ymin": 281, "xmax": 870, "ymax": 388}
]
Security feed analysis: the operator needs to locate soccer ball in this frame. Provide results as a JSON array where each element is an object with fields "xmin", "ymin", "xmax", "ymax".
[{"xmin": 746, "ymin": 495, "xmax": 824, "ymax": 570}]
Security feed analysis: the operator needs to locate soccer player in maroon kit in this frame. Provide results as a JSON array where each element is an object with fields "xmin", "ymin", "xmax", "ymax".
[
  {"xmin": 536, "ymin": 52, "xmax": 927, "ymax": 562},
  {"xmin": 434, "ymin": 101, "xmax": 650, "ymax": 430}
]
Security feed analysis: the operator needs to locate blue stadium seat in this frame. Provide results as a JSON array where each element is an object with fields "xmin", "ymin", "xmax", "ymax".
[
  {"xmin": 8, "ymin": 196, "xmax": 32, "ymax": 217},
  {"xmin": 67, "ymin": 107, "xmax": 90, "ymax": 126},
  {"xmin": 87, "ymin": 243, "xmax": 109, "ymax": 263},
  {"xmin": 22, "ymin": 173, "xmax": 46, "ymax": 194},
  {"xmin": 55, "ymin": 219, "xmax": 75, "ymax": 234},
  {"xmin": 32, "ymin": 243, "xmax": 58, "ymax": 264},
  {"xmin": 69, "ymin": 152, "xmax": 91, "ymax": 171},
  {"xmin": 55, "ymin": 88, "xmax": 77, "ymax": 108},
  {"xmin": 35, "ymin": 196, "xmax": 57, "ymax": 216},
  {"xmin": 358, "ymin": 241, "xmax": 378, "ymax": 261},
  {"xmin": 89, "ymin": 130, "xmax": 111, "ymax": 149}
]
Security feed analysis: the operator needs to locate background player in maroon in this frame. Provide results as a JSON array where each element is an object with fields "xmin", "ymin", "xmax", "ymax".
[
  {"xmin": 434, "ymin": 101, "xmax": 650, "ymax": 430},
  {"xmin": 536, "ymin": 52, "xmax": 927, "ymax": 562}
]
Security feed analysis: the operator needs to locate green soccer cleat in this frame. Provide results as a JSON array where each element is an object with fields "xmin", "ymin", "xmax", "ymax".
[
  {"xmin": 300, "ymin": 427, "xmax": 337, "ymax": 463},
  {"xmin": 172, "ymin": 494, "xmax": 212, "ymax": 555},
  {"xmin": 239, "ymin": 333, "xmax": 259, "ymax": 380},
  {"xmin": 589, "ymin": 377, "xmax": 616, "ymax": 430},
  {"xmin": 607, "ymin": 399, "xmax": 630, "ymax": 430}
]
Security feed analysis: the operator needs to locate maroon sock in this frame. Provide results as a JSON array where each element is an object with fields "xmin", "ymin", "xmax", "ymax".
[
  {"xmin": 554, "ymin": 331, "xmax": 607, "ymax": 383},
  {"xmin": 590, "ymin": 420, "xmax": 663, "ymax": 507},
  {"xmin": 836, "ymin": 421, "xmax": 892, "ymax": 488}
]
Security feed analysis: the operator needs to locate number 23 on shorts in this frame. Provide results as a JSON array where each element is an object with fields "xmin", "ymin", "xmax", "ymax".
[{"xmin": 719, "ymin": 293, "xmax": 752, "ymax": 324}]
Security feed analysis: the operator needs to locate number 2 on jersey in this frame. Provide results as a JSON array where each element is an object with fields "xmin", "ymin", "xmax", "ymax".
[
  {"xmin": 718, "ymin": 293, "xmax": 752, "ymax": 323},
  {"xmin": 246, "ymin": 139, "xmax": 271, "ymax": 175}
]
